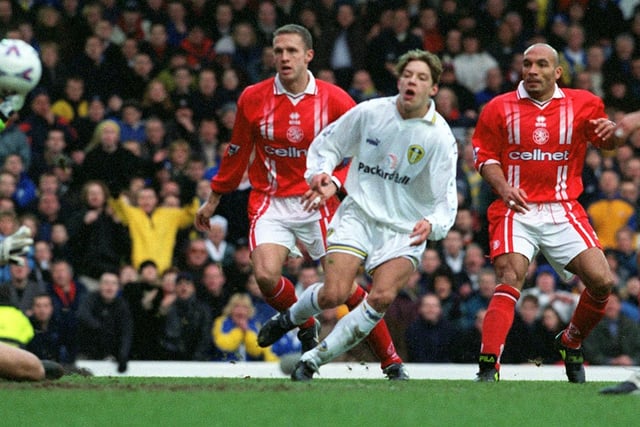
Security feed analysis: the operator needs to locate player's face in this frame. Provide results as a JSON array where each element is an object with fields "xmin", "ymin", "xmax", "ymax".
[
  {"xmin": 522, "ymin": 45, "xmax": 562, "ymax": 101},
  {"xmin": 396, "ymin": 59, "xmax": 438, "ymax": 119},
  {"xmin": 273, "ymin": 33, "xmax": 313, "ymax": 92}
]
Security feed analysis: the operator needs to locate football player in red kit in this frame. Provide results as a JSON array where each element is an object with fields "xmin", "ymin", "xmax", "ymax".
[
  {"xmin": 195, "ymin": 24, "xmax": 407, "ymax": 379},
  {"xmin": 472, "ymin": 43, "xmax": 624, "ymax": 382}
]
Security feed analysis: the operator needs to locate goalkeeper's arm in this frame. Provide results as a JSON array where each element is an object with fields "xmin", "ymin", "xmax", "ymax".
[
  {"xmin": 0, "ymin": 226, "xmax": 33, "ymax": 266},
  {"xmin": 0, "ymin": 94, "xmax": 25, "ymax": 131}
]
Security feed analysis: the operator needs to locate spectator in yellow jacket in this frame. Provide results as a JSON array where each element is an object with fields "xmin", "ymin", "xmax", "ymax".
[
  {"xmin": 110, "ymin": 186, "xmax": 199, "ymax": 273},
  {"xmin": 587, "ymin": 170, "xmax": 636, "ymax": 250},
  {"xmin": 212, "ymin": 293, "xmax": 278, "ymax": 362}
]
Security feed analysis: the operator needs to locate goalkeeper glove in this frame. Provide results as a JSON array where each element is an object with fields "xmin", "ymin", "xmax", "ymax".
[{"xmin": 0, "ymin": 225, "xmax": 33, "ymax": 266}]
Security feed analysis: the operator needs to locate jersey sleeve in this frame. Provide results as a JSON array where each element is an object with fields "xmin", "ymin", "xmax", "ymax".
[
  {"xmin": 425, "ymin": 130, "xmax": 459, "ymax": 241},
  {"xmin": 306, "ymin": 106, "xmax": 363, "ymax": 183},
  {"xmin": 582, "ymin": 95, "xmax": 611, "ymax": 149},
  {"xmin": 471, "ymin": 99, "xmax": 503, "ymax": 172},
  {"xmin": 210, "ymin": 90, "xmax": 255, "ymax": 194}
]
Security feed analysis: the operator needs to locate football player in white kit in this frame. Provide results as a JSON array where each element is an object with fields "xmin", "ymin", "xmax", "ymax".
[{"xmin": 259, "ymin": 49, "xmax": 458, "ymax": 380}]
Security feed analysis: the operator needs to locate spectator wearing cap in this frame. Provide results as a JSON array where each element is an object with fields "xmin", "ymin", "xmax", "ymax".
[
  {"xmin": 160, "ymin": 271, "xmax": 212, "ymax": 360},
  {"xmin": 204, "ymin": 215, "xmax": 235, "ymax": 268}
]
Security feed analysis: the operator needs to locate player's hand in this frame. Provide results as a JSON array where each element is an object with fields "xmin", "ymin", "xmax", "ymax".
[
  {"xmin": 194, "ymin": 191, "xmax": 221, "ymax": 231},
  {"xmin": 302, "ymin": 174, "xmax": 337, "ymax": 212},
  {"xmin": 591, "ymin": 118, "xmax": 617, "ymax": 141},
  {"xmin": 410, "ymin": 219, "xmax": 431, "ymax": 246},
  {"xmin": 613, "ymin": 111, "xmax": 640, "ymax": 140},
  {"xmin": 501, "ymin": 187, "xmax": 529, "ymax": 213},
  {"xmin": 0, "ymin": 225, "xmax": 33, "ymax": 266}
]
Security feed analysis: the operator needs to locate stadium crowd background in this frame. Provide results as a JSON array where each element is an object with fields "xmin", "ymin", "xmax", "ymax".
[{"xmin": 1, "ymin": 0, "xmax": 640, "ymax": 372}]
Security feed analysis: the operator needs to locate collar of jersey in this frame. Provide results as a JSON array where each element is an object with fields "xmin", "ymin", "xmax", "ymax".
[
  {"xmin": 394, "ymin": 97, "xmax": 437, "ymax": 124},
  {"xmin": 274, "ymin": 71, "xmax": 317, "ymax": 99},
  {"xmin": 517, "ymin": 81, "xmax": 564, "ymax": 107}
]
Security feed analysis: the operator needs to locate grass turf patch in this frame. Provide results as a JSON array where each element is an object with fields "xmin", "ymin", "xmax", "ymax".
[{"xmin": 0, "ymin": 376, "xmax": 636, "ymax": 426}]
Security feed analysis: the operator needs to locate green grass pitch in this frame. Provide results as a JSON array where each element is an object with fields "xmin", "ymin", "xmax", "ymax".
[{"xmin": 0, "ymin": 376, "xmax": 636, "ymax": 427}]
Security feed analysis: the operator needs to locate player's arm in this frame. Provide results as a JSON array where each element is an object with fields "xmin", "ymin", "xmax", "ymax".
[
  {"xmin": 0, "ymin": 95, "xmax": 26, "ymax": 131},
  {"xmin": 304, "ymin": 108, "xmax": 362, "ymax": 206},
  {"xmin": 415, "ymin": 136, "xmax": 459, "ymax": 244},
  {"xmin": 614, "ymin": 111, "xmax": 640, "ymax": 140},
  {"xmin": 480, "ymin": 163, "xmax": 529, "ymax": 212},
  {"xmin": 472, "ymin": 99, "xmax": 529, "ymax": 212},
  {"xmin": 195, "ymin": 191, "xmax": 222, "ymax": 231},
  {"xmin": 195, "ymin": 92, "xmax": 253, "ymax": 231}
]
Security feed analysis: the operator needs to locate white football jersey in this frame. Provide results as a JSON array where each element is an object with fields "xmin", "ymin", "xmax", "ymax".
[{"xmin": 306, "ymin": 96, "xmax": 458, "ymax": 240}]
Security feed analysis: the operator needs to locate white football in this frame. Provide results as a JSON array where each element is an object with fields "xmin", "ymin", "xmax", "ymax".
[{"xmin": 0, "ymin": 39, "xmax": 42, "ymax": 96}]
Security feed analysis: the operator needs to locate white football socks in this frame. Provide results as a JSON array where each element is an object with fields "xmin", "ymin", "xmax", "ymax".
[
  {"xmin": 302, "ymin": 299, "xmax": 384, "ymax": 368},
  {"xmin": 289, "ymin": 282, "xmax": 323, "ymax": 324}
]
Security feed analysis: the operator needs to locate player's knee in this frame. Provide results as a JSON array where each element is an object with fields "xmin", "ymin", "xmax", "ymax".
[
  {"xmin": 317, "ymin": 285, "xmax": 350, "ymax": 309},
  {"xmin": 253, "ymin": 270, "xmax": 279, "ymax": 292},
  {"xmin": 586, "ymin": 271, "xmax": 615, "ymax": 298},
  {"xmin": 366, "ymin": 289, "xmax": 395, "ymax": 312},
  {"xmin": 15, "ymin": 358, "xmax": 45, "ymax": 381}
]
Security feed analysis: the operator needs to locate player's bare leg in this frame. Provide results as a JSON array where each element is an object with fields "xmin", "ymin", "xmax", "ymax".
[
  {"xmin": 293, "ymin": 257, "xmax": 414, "ymax": 380},
  {"xmin": 252, "ymin": 243, "xmax": 319, "ymax": 350}
]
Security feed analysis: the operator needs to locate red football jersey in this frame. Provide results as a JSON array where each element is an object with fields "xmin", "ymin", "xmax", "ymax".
[
  {"xmin": 211, "ymin": 75, "xmax": 355, "ymax": 197},
  {"xmin": 472, "ymin": 85, "xmax": 607, "ymax": 203}
]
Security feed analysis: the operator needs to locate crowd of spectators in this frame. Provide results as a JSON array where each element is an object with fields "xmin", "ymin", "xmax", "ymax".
[{"xmin": 2, "ymin": 0, "xmax": 640, "ymax": 370}]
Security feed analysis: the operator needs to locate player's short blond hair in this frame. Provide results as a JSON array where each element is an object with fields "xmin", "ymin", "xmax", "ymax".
[{"xmin": 395, "ymin": 49, "xmax": 443, "ymax": 84}]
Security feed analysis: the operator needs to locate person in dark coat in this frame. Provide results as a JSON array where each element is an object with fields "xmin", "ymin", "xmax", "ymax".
[{"xmin": 77, "ymin": 272, "xmax": 133, "ymax": 373}]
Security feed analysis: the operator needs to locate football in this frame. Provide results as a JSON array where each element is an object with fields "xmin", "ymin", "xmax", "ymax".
[{"xmin": 0, "ymin": 39, "xmax": 42, "ymax": 96}]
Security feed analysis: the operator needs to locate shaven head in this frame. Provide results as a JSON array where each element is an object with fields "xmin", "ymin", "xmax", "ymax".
[{"xmin": 524, "ymin": 43, "xmax": 559, "ymax": 67}]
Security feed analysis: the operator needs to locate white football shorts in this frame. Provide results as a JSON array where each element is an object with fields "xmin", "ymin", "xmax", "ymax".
[
  {"xmin": 325, "ymin": 197, "xmax": 425, "ymax": 274},
  {"xmin": 488, "ymin": 200, "xmax": 601, "ymax": 280},
  {"xmin": 250, "ymin": 195, "xmax": 333, "ymax": 260}
]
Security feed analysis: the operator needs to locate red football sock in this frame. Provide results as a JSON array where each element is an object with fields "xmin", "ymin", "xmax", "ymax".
[
  {"xmin": 345, "ymin": 285, "xmax": 402, "ymax": 368},
  {"xmin": 480, "ymin": 284, "xmax": 520, "ymax": 366},
  {"xmin": 263, "ymin": 277, "xmax": 315, "ymax": 329},
  {"xmin": 562, "ymin": 288, "xmax": 609, "ymax": 349}
]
